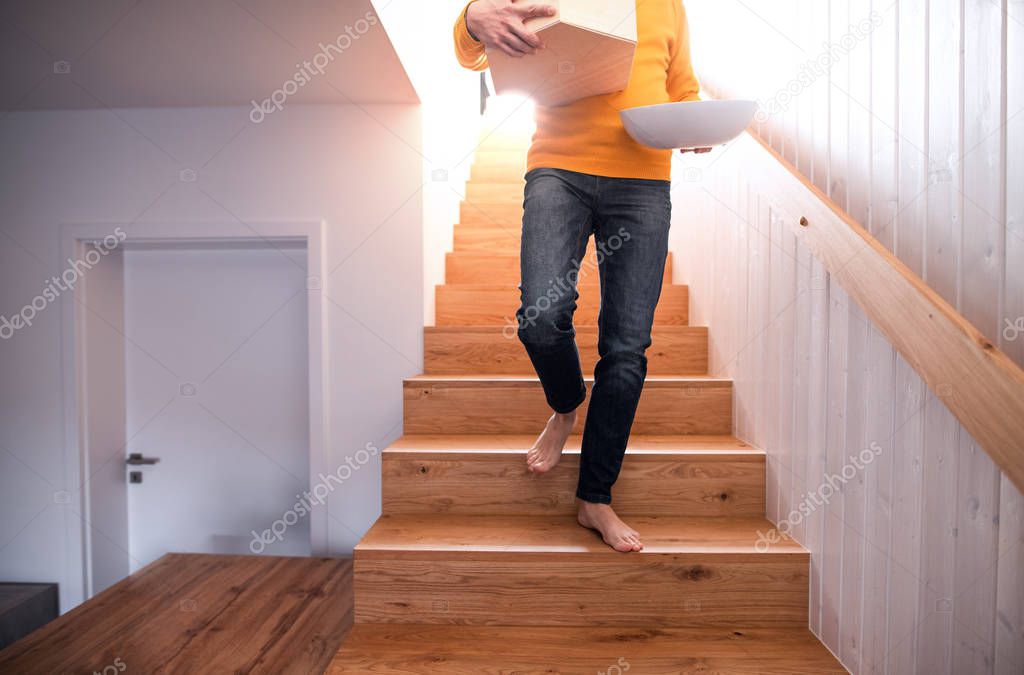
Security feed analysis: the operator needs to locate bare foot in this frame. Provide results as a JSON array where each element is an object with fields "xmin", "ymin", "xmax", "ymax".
[
  {"xmin": 577, "ymin": 501, "xmax": 643, "ymax": 552},
  {"xmin": 526, "ymin": 411, "xmax": 575, "ymax": 473}
]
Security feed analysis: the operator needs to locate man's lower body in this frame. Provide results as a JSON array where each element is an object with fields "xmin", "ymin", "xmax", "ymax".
[{"xmin": 515, "ymin": 167, "xmax": 671, "ymax": 552}]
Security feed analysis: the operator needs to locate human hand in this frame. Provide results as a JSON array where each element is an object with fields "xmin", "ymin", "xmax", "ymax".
[{"xmin": 466, "ymin": 0, "xmax": 557, "ymax": 58}]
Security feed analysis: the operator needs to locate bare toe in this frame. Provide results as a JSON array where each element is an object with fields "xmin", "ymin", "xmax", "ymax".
[
  {"xmin": 577, "ymin": 502, "xmax": 643, "ymax": 553},
  {"xmin": 613, "ymin": 537, "xmax": 634, "ymax": 553}
]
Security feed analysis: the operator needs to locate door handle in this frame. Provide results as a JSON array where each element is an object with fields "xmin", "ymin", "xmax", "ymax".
[{"xmin": 126, "ymin": 453, "xmax": 160, "ymax": 466}]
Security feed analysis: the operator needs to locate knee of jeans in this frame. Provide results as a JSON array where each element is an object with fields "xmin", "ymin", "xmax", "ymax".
[
  {"xmin": 594, "ymin": 346, "xmax": 648, "ymax": 383},
  {"xmin": 598, "ymin": 326, "xmax": 652, "ymax": 358},
  {"xmin": 516, "ymin": 301, "xmax": 574, "ymax": 348},
  {"xmin": 596, "ymin": 346, "xmax": 648, "ymax": 370}
]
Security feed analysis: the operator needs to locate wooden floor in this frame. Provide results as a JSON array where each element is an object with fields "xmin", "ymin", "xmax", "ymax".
[{"xmin": 0, "ymin": 554, "xmax": 353, "ymax": 675}]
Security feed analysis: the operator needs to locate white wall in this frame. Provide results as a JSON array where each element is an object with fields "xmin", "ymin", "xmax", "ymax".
[{"xmin": 0, "ymin": 101, "xmax": 423, "ymax": 612}]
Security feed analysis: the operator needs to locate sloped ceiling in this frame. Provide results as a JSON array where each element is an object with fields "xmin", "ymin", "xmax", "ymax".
[{"xmin": 0, "ymin": 0, "xmax": 418, "ymax": 110}]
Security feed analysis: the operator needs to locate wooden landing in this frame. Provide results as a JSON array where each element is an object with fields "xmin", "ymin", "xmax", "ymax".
[
  {"xmin": 0, "ymin": 554, "xmax": 353, "ymax": 675},
  {"xmin": 353, "ymin": 515, "xmax": 809, "ymax": 627}
]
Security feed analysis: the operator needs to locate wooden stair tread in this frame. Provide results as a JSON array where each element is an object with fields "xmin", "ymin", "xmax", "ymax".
[
  {"xmin": 328, "ymin": 624, "xmax": 846, "ymax": 674},
  {"xmin": 406, "ymin": 374, "xmax": 731, "ymax": 395},
  {"xmin": 387, "ymin": 433, "xmax": 760, "ymax": 456},
  {"xmin": 356, "ymin": 514, "xmax": 804, "ymax": 558},
  {"xmin": 424, "ymin": 324, "xmax": 701, "ymax": 334},
  {"xmin": 437, "ymin": 282, "xmax": 684, "ymax": 290},
  {"xmin": 407, "ymin": 374, "xmax": 729, "ymax": 384}
]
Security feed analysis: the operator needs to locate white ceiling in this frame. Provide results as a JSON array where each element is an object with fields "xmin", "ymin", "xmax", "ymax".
[{"xmin": 0, "ymin": 0, "xmax": 419, "ymax": 111}]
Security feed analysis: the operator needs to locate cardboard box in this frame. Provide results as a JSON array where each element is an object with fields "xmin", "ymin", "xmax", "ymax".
[{"xmin": 486, "ymin": 0, "xmax": 637, "ymax": 107}]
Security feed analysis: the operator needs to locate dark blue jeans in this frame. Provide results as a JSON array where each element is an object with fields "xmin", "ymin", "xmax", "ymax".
[{"xmin": 516, "ymin": 168, "xmax": 671, "ymax": 505}]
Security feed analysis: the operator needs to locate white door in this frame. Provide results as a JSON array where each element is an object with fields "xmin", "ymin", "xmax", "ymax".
[{"xmin": 121, "ymin": 243, "xmax": 311, "ymax": 570}]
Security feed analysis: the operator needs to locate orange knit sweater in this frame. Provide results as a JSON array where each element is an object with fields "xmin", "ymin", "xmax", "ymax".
[{"xmin": 454, "ymin": 0, "xmax": 700, "ymax": 181}]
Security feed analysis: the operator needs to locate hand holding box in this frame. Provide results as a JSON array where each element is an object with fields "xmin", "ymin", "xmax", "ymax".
[{"xmin": 485, "ymin": 0, "xmax": 637, "ymax": 107}]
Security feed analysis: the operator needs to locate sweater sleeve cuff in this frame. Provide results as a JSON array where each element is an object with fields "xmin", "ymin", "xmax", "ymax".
[
  {"xmin": 454, "ymin": 1, "xmax": 488, "ymax": 69},
  {"xmin": 463, "ymin": 2, "xmax": 480, "ymax": 41},
  {"xmin": 455, "ymin": 15, "xmax": 480, "ymax": 50},
  {"xmin": 456, "ymin": 2, "xmax": 480, "ymax": 47}
]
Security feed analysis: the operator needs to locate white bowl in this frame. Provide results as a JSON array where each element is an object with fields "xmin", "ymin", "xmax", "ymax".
[{"xmin": 620, "ymin": 100, "xmax": 759, "ymax": 149}]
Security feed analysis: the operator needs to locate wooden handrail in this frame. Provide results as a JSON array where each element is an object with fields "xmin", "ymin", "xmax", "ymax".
[{"xmin": 731, "ymin": 131, "xmax": 1024, "ymax": 492}]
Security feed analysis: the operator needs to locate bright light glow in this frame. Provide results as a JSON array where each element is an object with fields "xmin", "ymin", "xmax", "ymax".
[
  {"xmin": 688, "ymin": 0, "xmax": 802, "ymax": 101},
  {"xmin": 483, "ymin": 94, "xmax": 536, "ymax": 139}
]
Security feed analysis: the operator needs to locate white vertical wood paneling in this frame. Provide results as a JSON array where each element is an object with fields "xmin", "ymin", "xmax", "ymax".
[
  {"xmin": 997, "ymin": 6, "xmax": 1024, "ymax": 673},
  {"xmin": 888, "ymin": 358, "xmax": 925, "ymax": 675},
  {"xmin": 925, "ymin": 0, "xmax": 963, "ymax": 306},
  {"xmin": 778, "ymin": 216, "xmax": 799, "ymax": 546},
  {"xmin": 841, "ymin": 3, "xmax": 873, "ymax": 662},
  {"xmin": 847, "ymin": 0, "xmax": 873, "ymax": 231},
  {"xmin": 861, "ymin": 327, "xmax": 895, "ymax": 673},
  {"xmin": 840, "ymin": 303, "xmax": 869, "ymax": 669},
  {"xmin": 679, "ymin": 1, "xmax": 1023, "ymax": 671},
  {"xmin": 795, "ymin": 0, "xmax": 815, "ymax": 178},
  {"xmin": 734, "ymin": 176, "xmax": 754, "ymax": 435},
  {"xmin": 1006, "ymin": 0, "xmax": 1024, "ymax": 369},
  {"xmin": 782, "ymin": 1, "xmax": 801, "ymax": 167},
  {"xmin": 767, "ymin": 205, "xmax": 785, "ymax": 524},
  {"xmin": 807, "ymin": 256, "xmax": 831, "ymax": 637},
  {"xmin": 952, "ymin": 439, "xmax": 1002, "ymax": 674},
  {"xmin": 822, "ymin": 277, "xmax": 848, "ymax": 649},
  {"xmin": 961, "ymin": 0, "xmax": 1006, "ymax": 340},
  {"xmin": 915, "ymin": 393, "xmax": 960, "ymax": 675},
  {"xmin": 829, "ymin": 0, "xmax": 850, "ymax": 213},
  {"xmin": 870, "ymin": 0, "xmax": 898, "ymax": 248},
  {"xmin": 791, "ymin": 244, "xmax": 813, "ymax": 546},
  {"xmin": 717, "ymin": 175, "xmax": 739, "ymax": 384},
  {"xmin": 955, "ymin": 5, "xmax": 1009, "ymax": 674},
  {"xmin": 674, "ymin": 148, "xmax": 1022, "ymax": 672},
  {"xmin": 766, "ymin": 205, "xmax": 782, "ymax": 523},
  {"xmin": 895, "ymin": 0, "xmax": 928, "ymax": 275},
  {"xmin": 754, "ymin": 194, "xmax": 776, "ymax": 522}
]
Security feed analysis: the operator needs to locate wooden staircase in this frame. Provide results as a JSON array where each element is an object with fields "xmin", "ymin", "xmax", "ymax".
[{"xmin": 327, "ymin": 118, "xmax": 846, "ymax": 673}]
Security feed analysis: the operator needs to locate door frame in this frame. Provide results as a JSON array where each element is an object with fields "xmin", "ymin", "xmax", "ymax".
[{"xmin": 59, "ymin": 220, "xmax": 329, "ymax": 605}]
